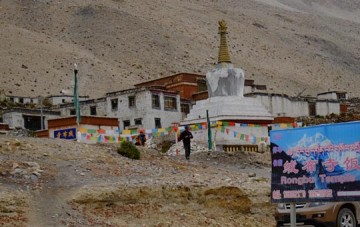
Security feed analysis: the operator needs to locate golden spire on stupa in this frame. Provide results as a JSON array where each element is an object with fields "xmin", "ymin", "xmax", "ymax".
[{"xmin": 218, "ymin": 19, "xmax": 232, "ymax": 64}]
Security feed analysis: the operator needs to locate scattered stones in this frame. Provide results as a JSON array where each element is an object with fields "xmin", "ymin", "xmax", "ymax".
[
  {"xmin": 7, "ymin": 161, "xmax": 43, "ymax": 180},
  {"xmin": 167, "ymin": 142, "xmax": 209, "ymax": 156},
  {"xmin": 0, "ymin": 134, "xmax": 274, "ymax": 226},
  {"xmin": 7, "ymin": 129, "xmax": 34, "ymax": 137}
]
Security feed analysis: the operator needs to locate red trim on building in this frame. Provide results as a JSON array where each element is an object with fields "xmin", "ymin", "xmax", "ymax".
[
  {"xmin": 273, "ymin": 117, "xmax": 295, "ymax": 124},
  {"xmin": 48, "ymin": 116, "xmax": 118, "ymax": 129}
]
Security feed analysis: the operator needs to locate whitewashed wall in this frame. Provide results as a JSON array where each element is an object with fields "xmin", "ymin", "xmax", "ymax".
[
  {"xmin": 243, "ymin": 85, "xmax": 252, "ymax": 95},
  {"xmin": 6, "ymin": 96, "xmax": 38, "ymax": 104},
  {"xmin": 191, "ymin": 126, "xmax": 268, "ymax": 146},
  {"xmin": 3, "ymin": 111, "xmax": 58, "ymax": 129},
  {"xmin": 317, "ymin": 93, "xmax": 337, "ymax": 100},
  {"xmin": 3, "ymin": 112, "xmax": 23, "ymax": 129},
  {"xmin": 316, "ymin": 101, "xmax": 340, "ymax": 116},
  {"xmin": 48, "ymin": 96, "xmax": 89, "ymax": 105},
  {"xmin": 55, "ymin": 99, "xmax": 107, "ymax": 117},
  {"xmin": 49, "ymin": 124, "xmax": 119, "ymax": 138},
  {"xmin": 253, "ymin": 94, "xmax": 309, "ymax": 117},
  {"xmin": 107, "ymin": 90, "xmax": 182, "ymax": 129},
  {"xmin": 80, "ymin": 100, "xmax": 107, "ymax": 116}
]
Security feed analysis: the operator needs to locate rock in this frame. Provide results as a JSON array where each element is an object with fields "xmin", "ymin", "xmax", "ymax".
[
  {"xmin": 24, "ymin": 162, "xmax": 40, "ymax": 169},
  {"xmin": 248, "ymin": 172, "xmax": 256, "ymax": 178},
  {"xmin": 30, "ymin": 174, "xmax": 38, "ymax": 181},
  {"xmin": 10, "ymin": 168, "xmax": 24, "ymax": 175},
  {"xmin": 32, "ymin": 171, "xmax": 41, "ymax": 177},
  {"xmin": 12, "ymin": 162, "xmax": 19, "ymax": 170}
]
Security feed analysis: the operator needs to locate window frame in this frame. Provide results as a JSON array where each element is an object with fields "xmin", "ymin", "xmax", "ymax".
[
  {"xmin": 90, "ymin": 106, "xmax": 97, "ymax": 116},
  {"xmin": 70, "ymin": 109, "xmax": 76, "ymax": 115},
  {"xmin": 128, "ymin": 96, "xmax": 136, "ymax": 108},
  {"xmin": 152, "ymin": 94, "xmax": 160, "ymax": 109},
  {"xmin": 123, "ymin": 120, "xmax": 130, "ymax": 129},
  {"xmin": 181, "ymin": 103, "xmax": 190, "ymax": 114},
  {"xmin": 111, "ymin": 98, "xmax": 118, "ymax": 111},
  {"xmin": 164, "ymin": 96, "xmax": 177, "ymax": 111},
  {"xmin": 134, "ymin": 118, "xmax": 142, "ymax": 126},
  {"xmin": 155, "ymin": 118, "xmax": 161, "ymax": 129}
]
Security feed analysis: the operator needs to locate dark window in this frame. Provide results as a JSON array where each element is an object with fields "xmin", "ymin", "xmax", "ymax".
[
  {"xmin": 70, "ymin": 109, "xmax": 76, "ymax": 115},
  {"xmin": 111, "ymin": 99, "xmax": 118, "ymax": 110},
  {"xmin": 181, "ymin": 104, "xmax": 190, "ymax": 114},
  {"xmin": 197, "ymin": 79, "xmax": 207, "ymax": 92},
  {"xmin": 164, "ymin": 96, "xmax": 177, "ymax": 110},
  {"xmin": 30, "ymin": 99, "xmax": 33, "ymax": 103},
  {"xmin": 90, "ymin": 106, "xmax": 97, "ymax": 116},
  {"xmin": 123, "ymin": 120, "xmax": 130, "ymax": 129},
  {"xmin": 155, "ymin": 118, "xmax": 161, "ymax": 128},
  {"xmin": 135, "ymin": 118, "xmax": 142, "ymax": 125},
  {"xmin": 128, "ymin": 96, "xmax": 135, "ymax": 107},
  {"xmin": 10, "ymin": 97, "xmax": 14, "ymax": 102},
  {"xmin": 337, "ymin": 93, "xmax": 346, "ymax": 100},
  {"xmin": 19, "ymin": 98, "xmax": 24, "ymax": 104},
  {"xmin": 309, "ymin": 102, "xmax": 316, "ymax": 116},
  {"xmin": 152, "ymin": 94, "xmax": 160, "ymax": 109},
  {"xmin": 62, "ymin": 99, "xmax": 66, "ymax": 103},
  {"xmin": 23, "ymin": 115, "xmax": 42, "ymax": 131}
]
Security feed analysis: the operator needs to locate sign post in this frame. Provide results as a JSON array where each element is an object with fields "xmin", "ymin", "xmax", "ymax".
[
  {"xmin": 290, "ymin": 203, "xmax": 296, "ymax": 227},
  {"xmin": 270, "ymin": 121, "xmax": 360, "ymax": 225}
]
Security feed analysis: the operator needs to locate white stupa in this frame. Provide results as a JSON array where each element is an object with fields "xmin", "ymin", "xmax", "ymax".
[{"xmin": 182, "ymin": 20, "xmax": 273, "ymax": 125}]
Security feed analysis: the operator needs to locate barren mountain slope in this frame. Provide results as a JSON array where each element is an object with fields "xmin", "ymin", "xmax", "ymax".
[{"xmin": 0, "ymin": 0, "xmax": 359, "ymax": 98}]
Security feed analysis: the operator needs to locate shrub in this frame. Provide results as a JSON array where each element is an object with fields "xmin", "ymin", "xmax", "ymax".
[
  {"xmin": 117, "ymin": 141, "xmax": 140, "ymax": 160},
  {"xmin": 42, "ymin": 98, "xmax": 52, "ymax": 108},
  {"xmin": 160, "ymin": 140, "xmax": 174, "ymax": 153}
]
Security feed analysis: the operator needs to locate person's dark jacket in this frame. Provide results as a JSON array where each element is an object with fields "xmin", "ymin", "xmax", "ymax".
[{"xmin": 179, "ymin": 130, "xmax": 193, "ymax": 146}]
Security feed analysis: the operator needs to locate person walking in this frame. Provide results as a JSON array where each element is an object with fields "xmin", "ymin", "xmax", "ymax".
[
  {"xmin": 179, "ymin": 126, "xmax": 193, "ymax": 160},
  {"xmin": 136, "ymin": 131, "xmax": 146, "ymax": 146}
]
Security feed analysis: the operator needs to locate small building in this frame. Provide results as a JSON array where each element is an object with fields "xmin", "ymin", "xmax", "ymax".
[
  {"xmin": 6, "ymin": 95, "xmax": 39, "ymax": 105},
  {"xmin": 2, "ymin": 108, "xmax": 61, "ymax": 130},
  {"xmin": 47, "ymin": 116, "xmax": 119, "ymax": 140},
  {"xmin": 54, "ymin": 97, "xmax": 107, "ymax": 117},
  {"xmin": 246, "ymin": 92, "xmax": 341, "ymax": 117},
  {"xmin": 46, "ymin": 95, "xmax": 90, "ymax": 106},
  {"xmin": 106, "ymin": 87, "xmax": 182, "ymax": 130},
  {"xmin": 317, "ymin": 91, "xmax": 348, "ymax": 101}
]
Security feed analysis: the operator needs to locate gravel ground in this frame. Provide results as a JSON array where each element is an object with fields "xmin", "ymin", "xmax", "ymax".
[{"xmin": 0, "ymin": 135, "xmax": 276, "ymax": 226}]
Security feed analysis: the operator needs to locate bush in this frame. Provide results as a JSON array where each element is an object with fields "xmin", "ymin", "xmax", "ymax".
[
  {"xmin": 160, "ymin": 140, "xmax": 174, "ymax": 153},
  {"xmin": 117, "ymin": 141, "xmax": 140, "ymax": 160}
]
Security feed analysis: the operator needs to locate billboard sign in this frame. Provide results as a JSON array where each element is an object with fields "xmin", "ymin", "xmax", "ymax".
[
  {"xmin": 271, "ymin": 121, "xmax": 360, "ymax": 203},
  {"xmin": 54, "ymin": 128, "xmax": 77, "ymax": 140}
]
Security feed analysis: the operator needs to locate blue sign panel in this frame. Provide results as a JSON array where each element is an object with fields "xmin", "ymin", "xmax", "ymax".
[
  {"xmin": 54, "ymin": 128, "xmax": 77, "ymax": 140},
  {"xmin": 270, "ymin": 121, "xmax": 360, "ymax": 203}
]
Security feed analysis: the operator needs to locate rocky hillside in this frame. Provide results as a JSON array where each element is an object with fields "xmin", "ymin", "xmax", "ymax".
[
  {"xmin": 0, "ymin": 135, "xmax": 274, "ymax": 226},
  {"xmin": 0, "ymin": 0, "xmax": 359, "ymax": 98}
]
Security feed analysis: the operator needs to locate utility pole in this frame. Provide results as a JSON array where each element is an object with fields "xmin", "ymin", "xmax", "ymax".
[
  {"xmin": 74, "ymin": 63, "xmax": 80, "ymax": 127},
  {"xmin": 38, "ymin": 96, "xmax": 44, "ymax": 130}
]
